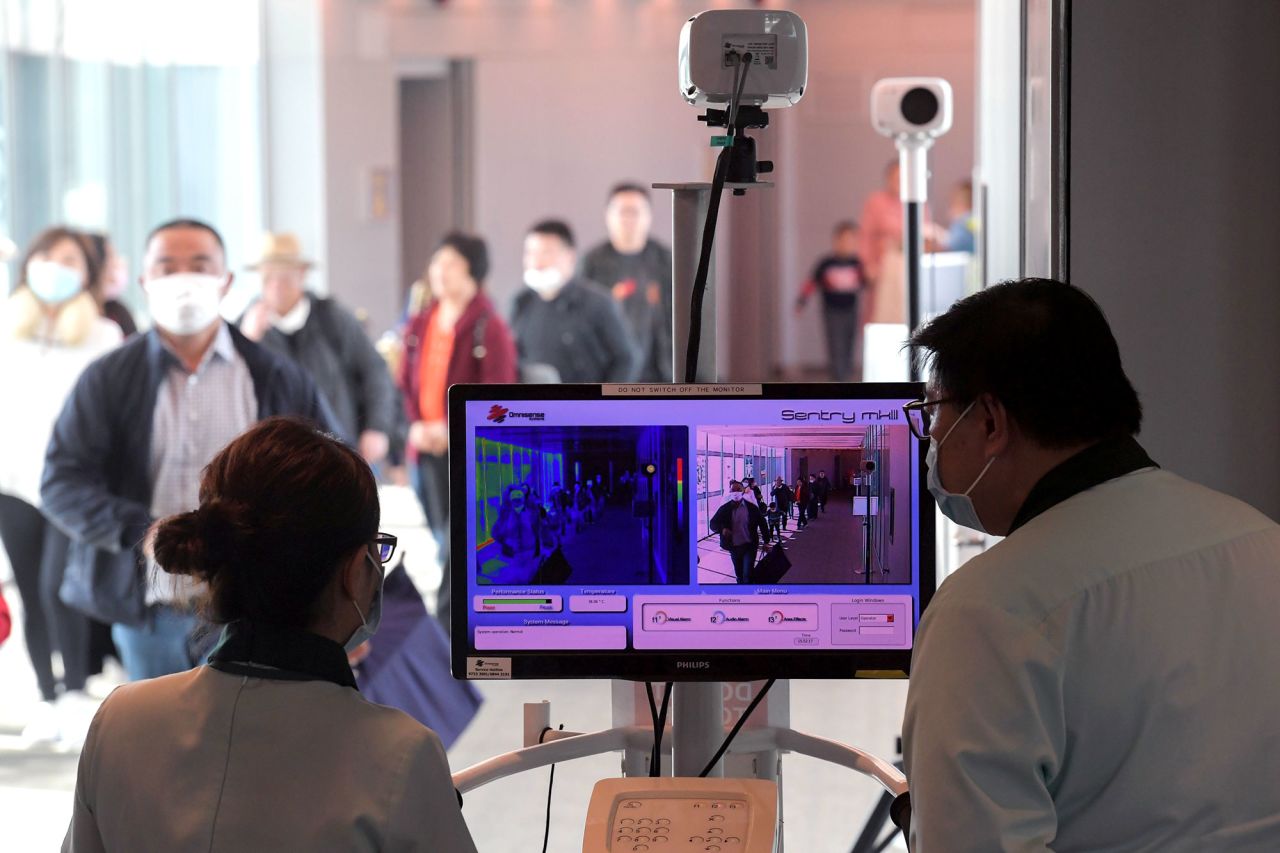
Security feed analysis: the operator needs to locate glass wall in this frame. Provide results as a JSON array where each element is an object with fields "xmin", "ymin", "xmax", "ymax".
[{"xmin": 0, "ymin": 0, "xmax": 262, "ymax": 318}]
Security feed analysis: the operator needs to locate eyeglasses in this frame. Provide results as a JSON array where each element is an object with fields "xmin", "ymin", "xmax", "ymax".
[
  {"xmin": 373, "ymin": 532, "xmax": 398, "ymax": 565},
  {"xmin": 902, "ymin": 397, "xmax": 955, "ymax": 442}
]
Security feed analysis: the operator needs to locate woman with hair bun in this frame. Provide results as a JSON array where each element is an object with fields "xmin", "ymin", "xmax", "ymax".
[{"xmin": 63, "ymin": 417, "xmax": 477, "ymax": 852}]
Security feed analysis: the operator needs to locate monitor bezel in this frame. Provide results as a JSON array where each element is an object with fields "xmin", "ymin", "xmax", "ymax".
[{"xmin": 448, "ymin": 382, "xmax": 934, "ymax": 681}]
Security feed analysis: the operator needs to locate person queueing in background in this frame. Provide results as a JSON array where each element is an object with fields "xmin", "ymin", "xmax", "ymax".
[
  {"xmin": 771, "ymin": 477, "xmax": 793, "ymax": 530},
  {"xmin": 399, "ymin": 233, "xmax": 516, "ymax": 632},
  {"xmin": 859, "ymin": 160, "xmax": 937, "ymax": 327},
  {"xmin": 42, "ymin": 219, "xmax": 339, "ymax": 683},
  {"xmin": 765, "ymin": 501, "xmax": 784, "ymax": 543},
  {"xmin": 807, "ymin": 474, "xmax": 823, "ymax": 521},
  {"xmin": 81, "ymin": 231, "xmax": 139, "ymax": 338},
  {"xmin": 62, "ymin": 417, "xmax": 477, "ymax": 852},
  {"xmin": 944, "ymin": 179, "xmax": 976, "ymax": 253},
  {"xmin": 579, "ymin": 183, "xmax": 675, "ymax": 382},
  {"xmin": 797, "ymin": 221, "xmax": 867, "ymax": 381},
  {"xmin": 0, "ymin": 227, "xmax": 121, "ymax": 743},
  {"xmin": 511, "ymin": 219, "xmax": 641, "ymax": 383},
  {"xmin": 239, "ymin": 233, "xmax": 397, "ymax": 463},
  {"xmin": 793, "ymin": 477, "xmax": 810, "ymax": 529},
  {"xmin": 708, "ymin": 481, "xmax": 771, "ymax": 584},
  {"xmin": 814, "ymin": 470, "xmax": 832, "ymax": 514}
]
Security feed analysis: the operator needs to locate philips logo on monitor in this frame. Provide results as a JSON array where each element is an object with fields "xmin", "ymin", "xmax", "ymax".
[
  {"xmin": 676, "ymin": 660, "xmax": 713, "ymax": 670},
  {"xmin": 485, "ymin": 404, "xmax": 545, "ymax": 423}
]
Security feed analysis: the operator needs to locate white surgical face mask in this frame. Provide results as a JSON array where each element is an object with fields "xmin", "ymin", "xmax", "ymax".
[
  {"xmin": 730, "ymin": 491, "xmax": 745, "ymax": 502},
  {"xmin": 147, "ymin": 273, "xmax": 225, "ymax": 335},
  {"xmin": 926, "ymin": 400, "xmax": 997, "ymax": 533},
  {"xmin": 523, "ymin": 267, "xmax": 565, "ymax": 295},
  {"xmin": 26, "ymin": 261, "xmax": 83, "ymax": 305},
  {"xmin": 345, "ymin": 551, "xmax": 385, "ymax": 653}
]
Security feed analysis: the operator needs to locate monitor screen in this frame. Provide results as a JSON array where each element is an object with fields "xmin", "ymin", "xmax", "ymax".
[{"xmin": 449, "ymin": 383, "xmax": 934, "ymax": 681}]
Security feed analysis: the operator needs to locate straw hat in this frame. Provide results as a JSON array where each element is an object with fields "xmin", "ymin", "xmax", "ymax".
[{"xmin": 246, "ymin": 232, "xmax": 314, "ymax": 270}]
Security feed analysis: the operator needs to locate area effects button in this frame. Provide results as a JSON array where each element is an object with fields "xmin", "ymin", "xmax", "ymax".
[{"xmin": 569, "ymin": 594, "xmax": 628, "ymax": 613}]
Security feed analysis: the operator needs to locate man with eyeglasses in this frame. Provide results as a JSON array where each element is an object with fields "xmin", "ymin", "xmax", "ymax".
[{"xmin": 899, "ymin": 278, "xmax": 1280, "ymax": 851}]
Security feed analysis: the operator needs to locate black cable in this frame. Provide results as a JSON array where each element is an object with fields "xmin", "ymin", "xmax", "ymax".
[
  {"xmin": 682, "ymin": 146, "xmax": 730, "ymax": 383},
  {"xmin": 726, "ymin": 51, "xmax": 753, "ymax": 137},
  {"xmin": 540, "ymin": 723, "xmax": 564, "ymax": 853},
  {"xmin": 645, "ymin": 682, "xmax": 661, "ymax": 776},
  {"xmin": 683, "ymin": 52, "xmax": 753, "ymax": 384},
  {"xmin": 698, "ymin": 678, "xmax": 776, "ymax": 778},
  {"xmin": 646, "ymin": 681, "xmax": 674, "ymax": 776}
]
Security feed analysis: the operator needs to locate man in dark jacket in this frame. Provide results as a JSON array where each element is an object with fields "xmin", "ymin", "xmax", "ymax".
[
  {"xmin": 42, "ymin": 219, "xmax": 340, "ymax": 681},
  {"xmin": 708, "ymin": 480, "xmax": 771, "ymax": 583},
  {"xmin": 239, "ymin": 232, "xmax": 396, "ymax": 465},
  {"xmin": 512, "ymin": 219, "xmax": 640, "ymax": 383},
  {"xmin": 579, "ymin": 184, "xmax": 674, "ymax": 382},
  {"xmin": 814, "ymin": 470, "xmax": 832, "ymax": 514}
]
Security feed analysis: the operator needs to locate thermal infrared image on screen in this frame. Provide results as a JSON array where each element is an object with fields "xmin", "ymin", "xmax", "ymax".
[{"xmin": 473, "ymin": 425, "xmax": 690, "ymax": 587}]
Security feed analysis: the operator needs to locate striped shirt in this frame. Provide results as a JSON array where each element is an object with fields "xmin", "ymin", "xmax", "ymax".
[{"xmin": 147, "ymin": 322, "xmax": 257, "ymax": 604}]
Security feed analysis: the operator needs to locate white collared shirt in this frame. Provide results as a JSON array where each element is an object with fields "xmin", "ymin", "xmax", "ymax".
[
  {"xmin": 270, "ymin": 295, "xmax": 311, "ymax": 335},
  {"xmin": 905, "ymin": 468, "xmax": 1280, "ymax": 851},
  {"xmin": 148, "ymin": 322, "xmax": 257, "ymax": 604}
]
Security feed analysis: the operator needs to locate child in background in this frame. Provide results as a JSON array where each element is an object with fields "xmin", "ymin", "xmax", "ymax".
[
  {"xmin": 796, "ymin": 220, "xmax": 866, "ymax": 381},
  {"xmin": 765, "ymin": 501, "xmax": 784, "ymax": 543}
]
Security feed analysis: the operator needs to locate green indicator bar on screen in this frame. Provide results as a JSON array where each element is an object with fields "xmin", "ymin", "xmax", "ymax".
[{"xmin": 484, "ymin": 598, "xmax": 553, "ymax": 605}]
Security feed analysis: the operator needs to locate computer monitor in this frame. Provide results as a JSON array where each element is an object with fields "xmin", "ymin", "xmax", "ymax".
[{"xmin": 449, "ymin": 383, "xmax": 934, "ymax": 681}]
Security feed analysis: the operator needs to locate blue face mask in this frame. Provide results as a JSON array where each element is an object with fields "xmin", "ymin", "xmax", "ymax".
[
  {"xmin": 27, "ymin": 261, "xmax": 84, "ymax": 304},
  {"xmin": 925, "ymin": 400, "xmax": 997, "ymax": 533},
  {"xmin": 345, "ymin": 551, "xmax": 385, "ymax": 653}
]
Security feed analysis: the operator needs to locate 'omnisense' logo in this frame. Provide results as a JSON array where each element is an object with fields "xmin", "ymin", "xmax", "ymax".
[{"xmin": 486, "ymin": 404, "xmax": 545, "ymax": 424}]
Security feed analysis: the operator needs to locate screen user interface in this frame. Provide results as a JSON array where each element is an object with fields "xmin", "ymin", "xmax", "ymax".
[{"xmin": 460, "ymin": 393, "xmax": 925, "ymax": 661}]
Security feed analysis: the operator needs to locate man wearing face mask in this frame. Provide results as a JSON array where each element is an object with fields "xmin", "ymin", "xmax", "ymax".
[
  {"xmin": 511, "ymin": 219, "xmax": 641, "ymax": 383},
  {"xmin": 900, "ymin": 279, "xmax": 1280, "ymax": 851},
  {"xmin": 42, "ymin": 219, "xmax": 340, "ymax": 682},
  {"xmin": 708, "ymin": 481, "xmax": 771, "ymax": 583}
]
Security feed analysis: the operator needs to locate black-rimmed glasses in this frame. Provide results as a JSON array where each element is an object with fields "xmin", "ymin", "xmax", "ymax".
[
  {"xmin": 373, "ymin": 532, "xmax": 398, "ymax": 565},
  {"xmin": 902, "ymin": 397, "xmax": 955, "ymax": 442}
]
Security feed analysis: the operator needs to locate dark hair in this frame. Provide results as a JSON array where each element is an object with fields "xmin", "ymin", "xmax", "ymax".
[
  {"xmin": 833, "ymin": 220, "xmax": 858, "ymax": 236},
  {"xmin": 17, "ymin": 227, "xmax": 100, "ymax": 296},
  {"xmin": 608, "ymin": 182, "xmax": 651, "ymax": 203},
  {"xmin": 151, "ymin": 417, "xmax": 379, "ymax": 628},
  {"xmin": 910, "ymin": 278, "xmax": 1142, "ymax": 447},
  {"xmin": 146, "ymin": 218, "xmax": 226, "ymax": 256},
  {"xmin": 79, "ymin": 231, "xmax": 111, "ymax": 300},
  {"xmin": 436, "ymin": 231, "xmax": 489, "ymax": 285},
  {"xmin": 528, "ymin": 219, "xmax": 575, "ymax": 249}
]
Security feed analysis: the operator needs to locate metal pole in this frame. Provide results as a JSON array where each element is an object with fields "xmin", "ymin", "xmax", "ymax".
[
  {"xmin": 898, "ymin": 144, "xmax": 929, "ymax": 382},
  {"xmin": 656, "ymin": 182, "xmax": 719, "ymax": 383},
  {"xmin": 672, "ymin": 681, "xmax": 725, "ymax": 777}
]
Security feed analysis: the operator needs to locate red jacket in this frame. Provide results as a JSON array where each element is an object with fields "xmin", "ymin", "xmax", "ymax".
[
  {"xmin": 399, "ymin": 293, "xmax": 517, "ymax": 423},
  {"xmin": 0, "ymin": 583, "xmax": 10, "ymax": 646}
]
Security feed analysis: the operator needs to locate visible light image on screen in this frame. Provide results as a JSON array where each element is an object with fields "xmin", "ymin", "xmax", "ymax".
[
  {"xmin": 473, "ymin": 426, "xmax": 690, "ymax": 586},
  {"xmin": 695, "ymin": 424, "xmax": 911, "ymax": 585},
  {"xmin": 450, "ymin": 385, "xmax": 934, "ymax": 681}
]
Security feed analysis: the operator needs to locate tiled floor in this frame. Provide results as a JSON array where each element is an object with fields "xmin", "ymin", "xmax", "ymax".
[{"xmin": 0, "ymin": 486, "xmax": 915, "ymax": 852}]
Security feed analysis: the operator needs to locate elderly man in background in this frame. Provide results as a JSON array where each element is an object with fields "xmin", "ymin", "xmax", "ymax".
[{"xmin": 240, "ymin": 232, "xmax": 396, "ymax": 463}]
